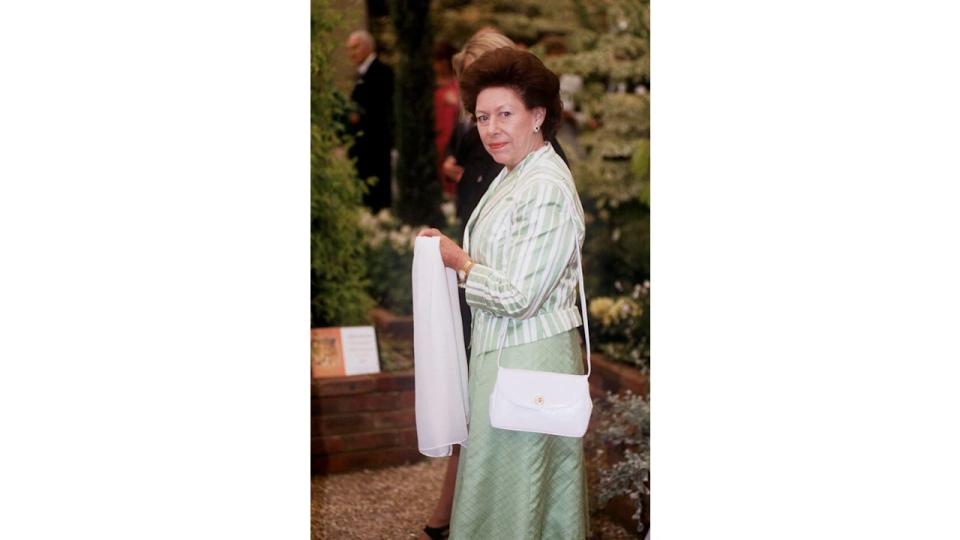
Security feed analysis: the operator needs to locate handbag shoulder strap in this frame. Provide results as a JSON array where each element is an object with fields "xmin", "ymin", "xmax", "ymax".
[{"xmin": 494, "ymin": 187, "xmax": 591, "ymax": 377}]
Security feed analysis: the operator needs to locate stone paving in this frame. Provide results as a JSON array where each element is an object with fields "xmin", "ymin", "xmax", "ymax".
[{"xmin": 312, "ymin": 457, "xmax": 639, "ymax": 539}]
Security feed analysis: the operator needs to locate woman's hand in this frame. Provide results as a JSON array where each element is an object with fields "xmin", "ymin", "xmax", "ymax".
[
  {"xmin": 418, "ymin": 228, "xmax": 469, "ymax": 270},
  {"xmin": 442, "ymin": 156, "xmax": 465, "ymax": 183}
]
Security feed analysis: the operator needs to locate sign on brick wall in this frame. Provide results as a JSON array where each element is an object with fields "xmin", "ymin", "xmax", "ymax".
[{"xmin": 311, "ymin": 326, "xmax": 381, "ymax": 378}]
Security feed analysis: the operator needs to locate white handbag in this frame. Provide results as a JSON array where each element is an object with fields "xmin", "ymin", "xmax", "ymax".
[{"xmin": 488, "ymin": 200, "xmax": 593, "ymax": 438}]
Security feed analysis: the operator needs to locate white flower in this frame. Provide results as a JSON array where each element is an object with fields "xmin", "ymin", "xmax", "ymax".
[
  {"xmin": 376, "ymin": 208, "xmax": 395, "ymax": 227},
  {"xmin": 357, "ymin": 210, "xmax": 377, "ymax": 233},
  {"xmin": 388, "ymin": 230, "xmax": 406, "ymax": 251},
  {"xmin": 440, "ymin": 201, "xmax": 455, "ymax": 220},
  {"xmin": 369, "ymin": 230, "xmax": 386, "ymax": 248}
]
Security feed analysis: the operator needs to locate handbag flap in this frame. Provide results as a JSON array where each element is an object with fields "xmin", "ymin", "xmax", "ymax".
[{"xmin": 494, "ymin": 367, "xmax": 590, "ymax": 411}]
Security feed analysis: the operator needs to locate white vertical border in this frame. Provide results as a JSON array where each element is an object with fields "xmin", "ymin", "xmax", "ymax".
[
  {"xmin": 654, "ymin": 0, "xmax": 960, "ymax": 538},
  {"xmin": 0, "ymin": 1, "xmax": 309, "ymax": 539}
]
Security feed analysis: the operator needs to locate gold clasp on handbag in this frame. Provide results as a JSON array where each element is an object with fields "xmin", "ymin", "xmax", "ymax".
[{"xmin": 534, "ymin": 395, "xmax": 545, "ymax": 406}]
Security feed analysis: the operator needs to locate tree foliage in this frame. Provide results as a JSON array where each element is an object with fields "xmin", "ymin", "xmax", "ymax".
[
  {"xmin": 391, "ymin": 0, "xmax": 444, "ymax": 227},
  {"xmin": 311, "ymin": 0, "xmax": 374, "ymax": 327},
  {"xmin": 560, "ymin": 0, "xmax": 650, "ymax": 298}
]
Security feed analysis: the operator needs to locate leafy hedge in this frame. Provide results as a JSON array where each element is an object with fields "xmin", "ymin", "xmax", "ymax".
[{"xmin": 311, "ymin": 0, "xmax": 374, "ymax": 327}]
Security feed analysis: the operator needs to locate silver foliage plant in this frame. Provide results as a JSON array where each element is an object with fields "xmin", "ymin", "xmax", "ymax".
[{"xmin": 589, "ymin": 390, "xmax": 651, "ymax": 533}]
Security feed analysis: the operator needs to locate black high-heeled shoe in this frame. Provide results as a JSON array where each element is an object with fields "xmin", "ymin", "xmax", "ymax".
[{"xmin": 423, "ymin": 524, "xmax": 450, "ymax": 539}]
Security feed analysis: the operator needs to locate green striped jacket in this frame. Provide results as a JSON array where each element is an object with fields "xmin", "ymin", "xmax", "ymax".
[{"xmin": 462, "ymin": 142, "xmax": 585, "ymax": 356}]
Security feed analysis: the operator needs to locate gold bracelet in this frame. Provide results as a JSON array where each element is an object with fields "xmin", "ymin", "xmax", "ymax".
[{"xmin": 457, "ymin": 258, "xmax": 474, "ymax": 284}]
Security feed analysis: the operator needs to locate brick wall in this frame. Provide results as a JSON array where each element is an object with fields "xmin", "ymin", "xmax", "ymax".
[
  {"xmin": 311, "ymin": 370, "xmax": 423, "ymax": 474},
  {"xmin": 588, "ymin": 354, "xmax": 649, "ymax": 398}
]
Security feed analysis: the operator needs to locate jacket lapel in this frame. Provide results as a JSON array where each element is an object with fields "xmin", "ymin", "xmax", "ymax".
[
  {"xmin": 463, "ymin": 143, "xmax": 553, "ymax": 254},
  {"xmin": 463, "ymin": 167, "xmax": 507, "ymax": 253}
]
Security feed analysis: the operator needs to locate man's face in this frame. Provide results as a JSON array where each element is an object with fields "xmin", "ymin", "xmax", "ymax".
[{"xmin": 346, "ymin": 36, "xmax": 371, "ymax": 66}]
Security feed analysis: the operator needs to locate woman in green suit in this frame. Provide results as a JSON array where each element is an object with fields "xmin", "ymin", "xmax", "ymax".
[{"xmin": 418, "ymin": 47, "xmax": 588, "ymax": 539}]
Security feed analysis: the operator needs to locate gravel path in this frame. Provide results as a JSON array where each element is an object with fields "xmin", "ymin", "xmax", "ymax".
[{"xmin": 312, "ymin": 458, "xmax": 638, "ymax": 539}]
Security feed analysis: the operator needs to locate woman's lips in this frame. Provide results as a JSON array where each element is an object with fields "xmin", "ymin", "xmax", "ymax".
[{"xmin": 488, "ymin": 142, "xmax": 508, "ymax": 151}]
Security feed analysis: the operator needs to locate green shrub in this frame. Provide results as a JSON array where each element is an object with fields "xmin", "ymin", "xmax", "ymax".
[
  {"xmin": 311, "ymin": 0, "xmax": 374, "ymax": 327},
  {"xmin": 358, "ymin": 209, "xmax": 416, "ymax": 315}
]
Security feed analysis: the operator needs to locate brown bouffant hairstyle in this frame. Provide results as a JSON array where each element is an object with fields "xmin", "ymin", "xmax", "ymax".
[{"xmin": 458, "ymin": 47, "xmax": 563, "ymax": 140}]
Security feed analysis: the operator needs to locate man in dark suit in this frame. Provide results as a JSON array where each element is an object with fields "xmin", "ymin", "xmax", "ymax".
[{"xmin": 346, "ymin": 30, "xmax": 394, "ymax": 213}]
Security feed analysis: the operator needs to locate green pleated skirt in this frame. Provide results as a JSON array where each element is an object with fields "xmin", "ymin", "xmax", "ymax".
[{"xmin": 449, "ymin": 328, "xmax": 589, "ymax": 540}]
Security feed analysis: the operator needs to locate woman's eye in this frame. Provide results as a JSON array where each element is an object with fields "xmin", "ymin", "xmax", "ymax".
[
  {"xmin": 477, "ymin": 114, "xmax": 488, "ymax": 123},
  {"xmin": 500, "ymin": 111, "xmax": 511, "ymax": 118}
]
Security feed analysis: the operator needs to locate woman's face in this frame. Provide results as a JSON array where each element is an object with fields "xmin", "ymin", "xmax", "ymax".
[{"xmin": 474, "ymin": 86, "xmax": 545, "ymax": 170}]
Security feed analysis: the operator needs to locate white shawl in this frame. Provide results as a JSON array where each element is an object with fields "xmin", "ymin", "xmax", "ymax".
[{"xmin": 412, "ymin": 236, "xmax": 469, "ymax": 457}]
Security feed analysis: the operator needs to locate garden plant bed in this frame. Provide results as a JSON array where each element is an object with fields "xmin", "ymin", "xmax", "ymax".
[
  {"xmin": 585, "ymin": 397, "xmax": 650, "ymax": 536},
  {"xmin": 595, "ymin": 476, "xmax": 650, "ymax": 536}
]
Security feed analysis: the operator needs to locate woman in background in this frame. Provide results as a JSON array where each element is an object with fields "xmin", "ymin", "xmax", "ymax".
[{"xmin": 432, "ymin": 40, "xmax": 460, "ymax": 198}]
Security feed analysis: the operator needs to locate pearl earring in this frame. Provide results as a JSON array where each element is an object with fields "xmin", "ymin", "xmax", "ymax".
[{"xmin": 534, "ymin": 125, "xmax": 540, "ymax": 133}]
